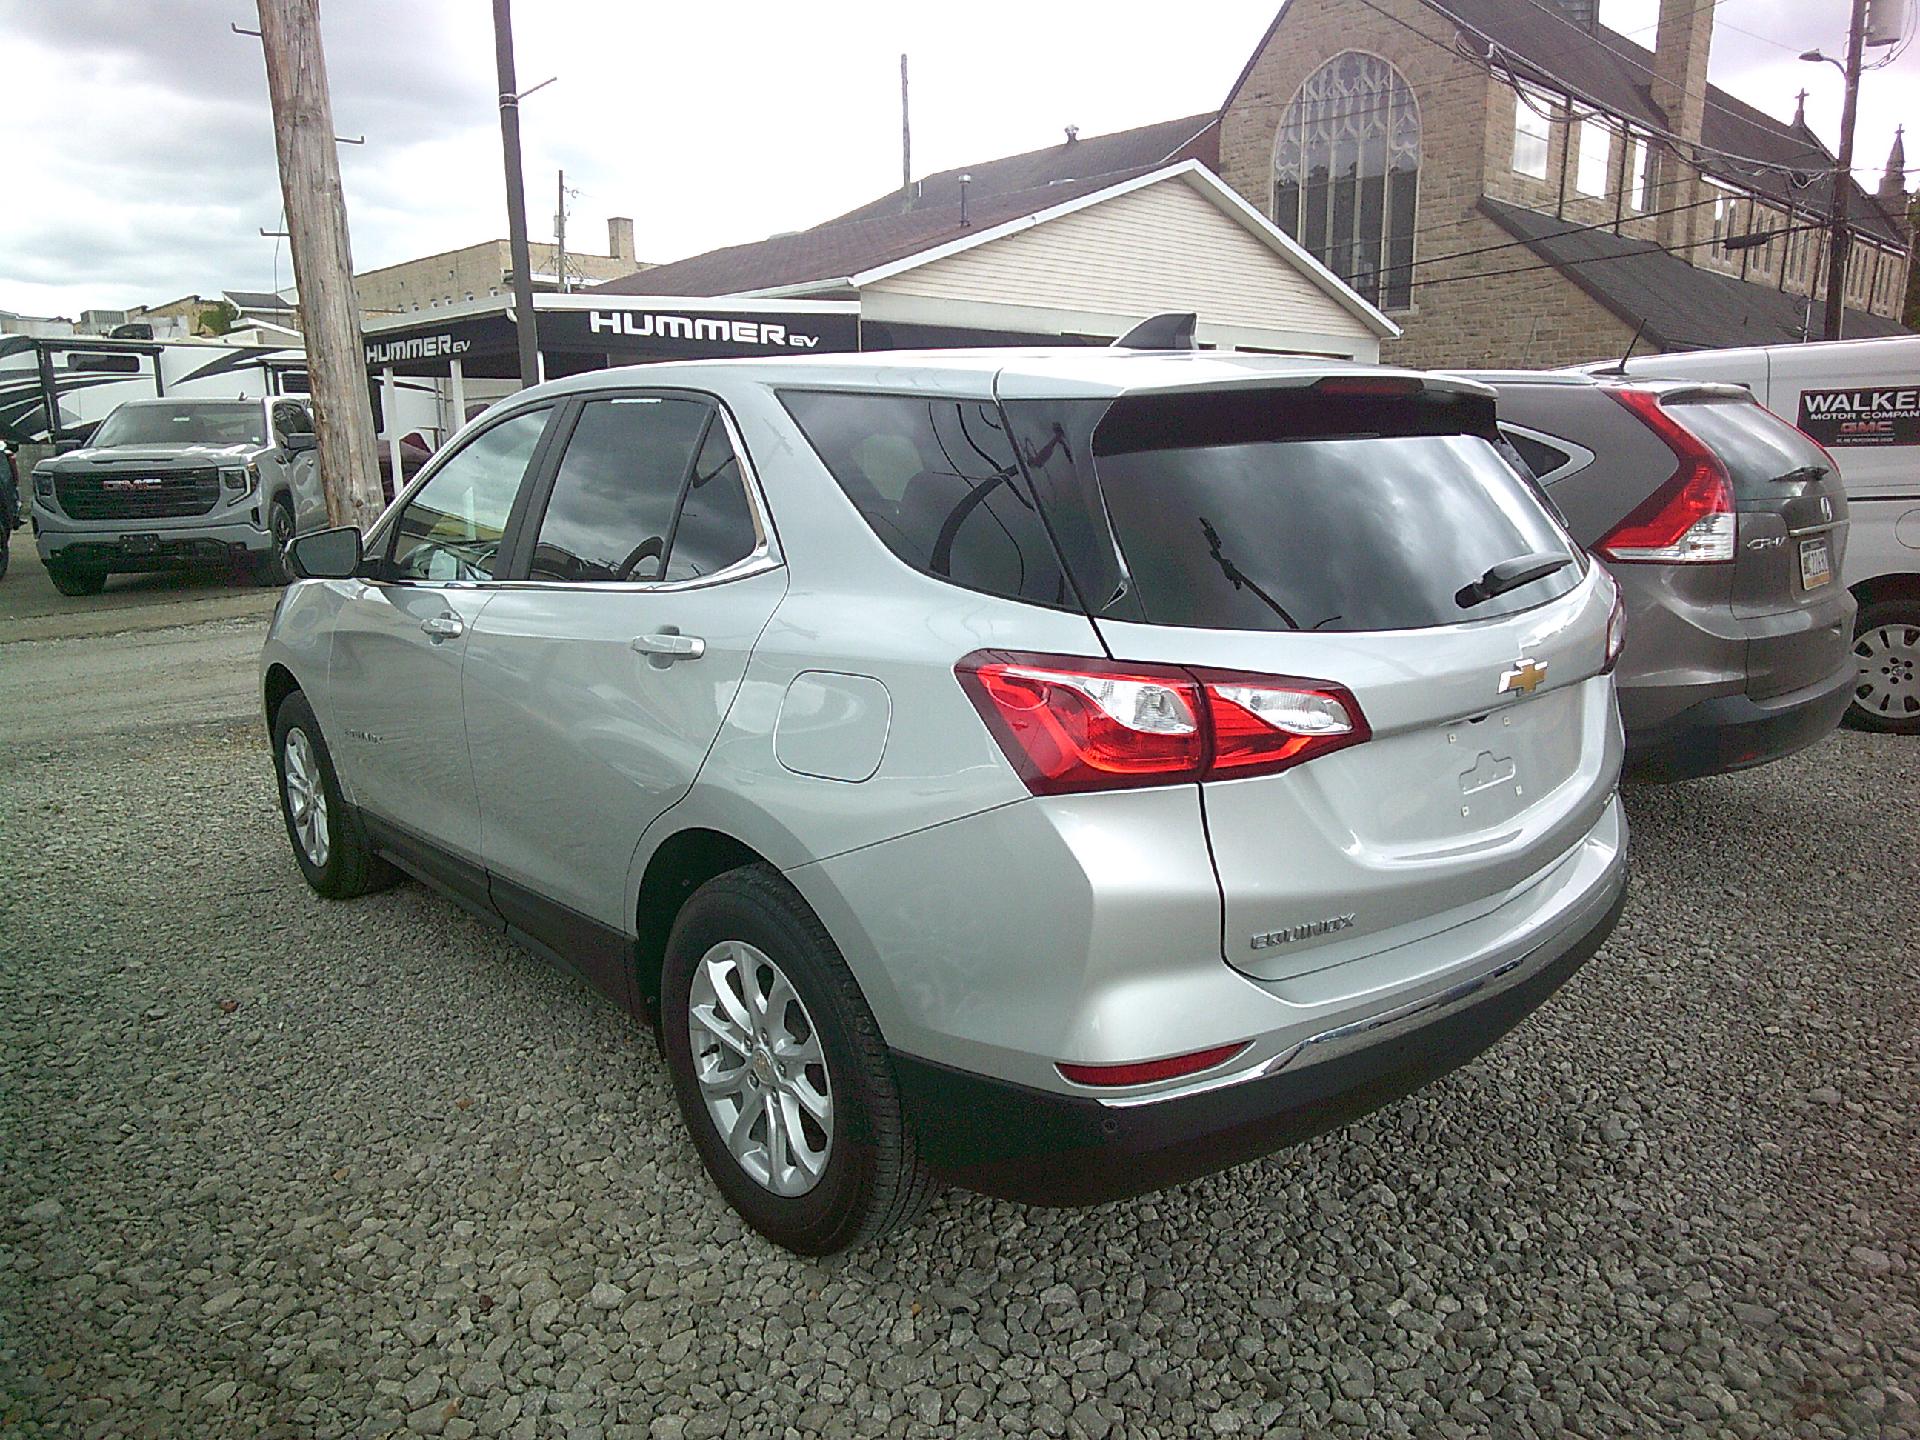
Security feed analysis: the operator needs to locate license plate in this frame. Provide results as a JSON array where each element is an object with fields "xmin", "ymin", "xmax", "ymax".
[
  {"xmin": 1799, "ymin": 537, "xmax": 1832, "ymax": 590},
  {"xmin": 121, "ymin": 533, "xmax": 160, "ymax": 554}
]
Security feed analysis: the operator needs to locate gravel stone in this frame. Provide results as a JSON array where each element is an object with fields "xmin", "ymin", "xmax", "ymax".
[{"xmin": 0, "ymin": 619, "xmax": 1915, "ymax": 1440}]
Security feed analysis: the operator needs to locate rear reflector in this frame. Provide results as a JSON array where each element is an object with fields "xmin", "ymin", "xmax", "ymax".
[
  {"xmin": 1057, "ymin": 1041, "xmax": 1250, "ymax": 1088},
  {"xmin": 1602, "ymin": 581, "xmax": 1627, "ymax": 674},
  {"xmin": 956, "ymin": 652, "xmax": 1369, "ymax": 794},
  {"xmin": 1597, "ymin": 389, "xmax": 1735, "ymax": 564}
]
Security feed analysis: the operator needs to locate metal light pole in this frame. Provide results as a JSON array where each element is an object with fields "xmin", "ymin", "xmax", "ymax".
[
  {"xmin": 493, "ymin": 0, "xmax": 541, "ymax": 389},
  {"xmin": 1804, "ymin": 0, "xmax": 1871, "ymax": 342}
]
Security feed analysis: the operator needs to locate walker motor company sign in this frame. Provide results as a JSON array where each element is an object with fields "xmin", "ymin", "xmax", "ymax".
[{"xmin": 1797, "ymin": 387, "xmax": 1920, "ymax": 449}]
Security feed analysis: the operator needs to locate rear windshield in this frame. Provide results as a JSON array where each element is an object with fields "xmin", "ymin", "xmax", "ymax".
[
  {"xmin": 1080, "ymin": 389, "xmax": 1582, "ymax": 633},
  {"xmin": 1665, "ymin": 397, "xmax": 1833, "ymax": 498},
  {"xmin": 92, "ymin": 402, "xmax": 265, "ymax": 448}
]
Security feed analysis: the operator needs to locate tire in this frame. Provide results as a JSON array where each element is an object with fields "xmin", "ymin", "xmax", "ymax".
[
  {"xmin": 255, "ymin": 497, "xmax": 296, "ymax": 587},
  {"xmin": 1849, "ymin": 600, "xmax": 1920, "ymax": 735},
  {"xmin": 271, "ymin": 690, "xmax": 398, "ymax": 898},
  {"xmin": 660, "ymin": 865, "xmax": 934, "ymax": 1254},
  {"xmin": 46, "ymin": 560, "xmax": 107, "ymax": 596},
  {"xmin": 0, "ymin": 529, "xmax": 9, "ymax": 581}
]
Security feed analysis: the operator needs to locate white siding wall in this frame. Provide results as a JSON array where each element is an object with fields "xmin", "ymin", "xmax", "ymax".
[{"xmin": 869, "ymin": 178, "xmax": 1375, "ymax": 340}]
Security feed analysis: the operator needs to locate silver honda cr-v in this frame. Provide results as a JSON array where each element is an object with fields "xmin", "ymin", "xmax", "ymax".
[{"xmin": 262, "ymin": 340, "xmax": 1630, "ymax": 1253}]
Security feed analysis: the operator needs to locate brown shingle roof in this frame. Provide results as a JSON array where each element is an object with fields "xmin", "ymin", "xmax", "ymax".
[
  {"xmin": 592, "ymin": 169, "xmax": 1149, "ymax": 298},
  {"xmin": 1480, "ymin": 196, "xmax": 1910, "ymax": 350},
  {"xmin": 827, "ymin": 113, "xmax": 1219, "ymax": 225}
]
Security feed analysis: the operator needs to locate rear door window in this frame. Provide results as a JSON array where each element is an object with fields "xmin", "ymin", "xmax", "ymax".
[
  {"xmin": 1079, "ymin": 389, "xmax": 1581, "ymax": 633},
  {"xmin": 528, "ymin": 397, "xmax": 710, "ymax": 583},
  {"xmin": 780, "ymin": 390, "xmax": 1072, "ymax": 608},
  {"xmin": 663, "ymin": 420, "xmax": 759, "ymax": 582}
]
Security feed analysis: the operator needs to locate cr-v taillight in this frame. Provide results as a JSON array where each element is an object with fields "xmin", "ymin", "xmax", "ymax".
[
  {"xmin": 954, "ymin": 651, "xmax": 1369, "ymax": 795},
  {"xmin": 1596, "ymin": 388, "xmax": 1735, "ymax": 564}
]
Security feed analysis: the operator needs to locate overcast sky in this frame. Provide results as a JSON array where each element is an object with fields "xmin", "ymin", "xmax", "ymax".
[{"xmin": 1, "ymin": 0, "xmax": 1911, "ymax": 319}]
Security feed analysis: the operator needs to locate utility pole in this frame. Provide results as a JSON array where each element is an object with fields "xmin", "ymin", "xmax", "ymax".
[
  {"xmin": 254, "ymin": 0, "xmax": 383, "ymax": 531},
  {"xmin": 900, "ymin": 54, "xmax": 911, "ymax": 208},
  {"xmin": 555, "ymin": 168, "xmax": 568, "ymax": 294},
  {"xmin": 493, "ymin": 0, "xmax": 541, "ymax": 388},
  {"xmin": 1820, "ymin": 0, "xmax": 1870, "ymax": 341}
]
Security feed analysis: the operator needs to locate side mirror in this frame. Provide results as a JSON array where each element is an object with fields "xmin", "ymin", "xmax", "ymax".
[
  {"xmin": 286, "ymin": 526, "xmax": 363, "ymax": 580},
  {"xmin": 54, "ymin": 438, "xmax": 83, "ymax": 454},
  {"xmin": 284, "ymin": 432, "xmax": 318, "ymax": 453}
]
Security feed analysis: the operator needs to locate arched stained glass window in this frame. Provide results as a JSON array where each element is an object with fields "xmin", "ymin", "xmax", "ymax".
[{"xmin": 1272, "ymin": 52, "xmax": 1420, "ymax": 311}]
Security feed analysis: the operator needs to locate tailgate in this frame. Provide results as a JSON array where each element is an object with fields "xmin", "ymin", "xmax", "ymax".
[
  {"xmin": 1665, "ymin": 397, "xmax": 1854, "ymax": 699},
  {"xmin": 1096, "ymin": 579, "xmax": 1620, "ymax": 982}
]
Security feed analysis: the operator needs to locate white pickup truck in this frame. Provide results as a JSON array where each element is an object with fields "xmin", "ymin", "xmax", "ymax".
[{"xmin": 1613, "ymin": 335, "xmax": 1920, "ymax": 734}]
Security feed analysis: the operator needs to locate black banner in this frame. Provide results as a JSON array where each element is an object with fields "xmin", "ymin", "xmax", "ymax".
[
  {"xmin": 546, "ymin": 307, "xmax": 859, "ymax": 358},
  {"xmin": 1797, "ymin": 385, "xmax": 1920, "ymax": 449},
  {"xmin": 363, "ymin": 305, "xmax": 859, "ymax": 376}
]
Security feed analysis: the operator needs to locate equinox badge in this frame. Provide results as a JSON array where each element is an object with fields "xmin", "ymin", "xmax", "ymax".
[{"xmin": 1499, "ymin": 658, "xmax": 1547, "ymax": 697}]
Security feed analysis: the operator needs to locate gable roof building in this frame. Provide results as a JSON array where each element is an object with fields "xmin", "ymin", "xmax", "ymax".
[{"xmin": 597, "ymin": 159, "xmax": 1398, "ymax": 361}]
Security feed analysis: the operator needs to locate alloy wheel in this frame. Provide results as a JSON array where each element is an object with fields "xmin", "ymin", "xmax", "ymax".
[
  {"xmin": 1853, "ymin": 623, "xmax": 1920, "ymax": 723},
  {"xmin": 282, "ymin": 727, "xmax": 331, "ymax": 868},
  {"xmin": 686, "ymin": 940, "xmax": 834, "ymax": 1197}
]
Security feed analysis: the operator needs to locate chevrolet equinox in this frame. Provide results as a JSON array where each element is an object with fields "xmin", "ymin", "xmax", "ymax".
[{"xmin": 262, "ymin": 341, "xmax": 1630, "ymax": 1253}]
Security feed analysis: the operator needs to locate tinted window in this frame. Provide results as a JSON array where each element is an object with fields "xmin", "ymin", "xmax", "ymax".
[
  {"xmin": 1085, "ymin": 390, "xmax": 1580, "ymax": 633},
  {"xmin": 389, "ymin": 408, "xmax": 548, "ymax": 582},
  {"xmin": 1500, "ymin": 427, "xmax": 1572, "ymax": 480},
  {"xmin": 93, "ymin": 402, "xmax": 264, "ymax": 447},
  {"xmin": 529, "ymin": 397, "xmax": 709, "ymax": 583},
  {"xmin": 781, "ymin": 391, "xmax": 1070, "ymax": 607},
  {"xmin": 664, "ymin": 419, "xmax": 759, "ymax": 582},
  {"xmin": 273, "ymin": 401, "xmax": 313, "ymax": 437},
  {"xmin": 1667, "ymin": 398, "xmax": 1833, "ymax": 498}
]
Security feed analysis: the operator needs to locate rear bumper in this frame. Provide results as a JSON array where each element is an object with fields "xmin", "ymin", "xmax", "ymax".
[
  {"xmin": 891, "ymin": 856, "xmax": 1628, "ymax": 1207},
  {"xmin": 1622, "ymin": 658, "xmax": 1854, "ymax": 783}
]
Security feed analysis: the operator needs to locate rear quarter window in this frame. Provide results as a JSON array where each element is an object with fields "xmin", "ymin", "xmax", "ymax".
[{"xmin": 780, "ymin": 390, "xmax": 1073, "ymax": 609}]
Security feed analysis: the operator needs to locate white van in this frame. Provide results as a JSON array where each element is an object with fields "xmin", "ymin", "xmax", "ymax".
[{"xmin": 1611, "ymin": 336, "xmax": 1920, "ymax": 734}]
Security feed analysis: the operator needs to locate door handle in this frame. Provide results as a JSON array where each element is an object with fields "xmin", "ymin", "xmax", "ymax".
[
  {"xmin": 420, "ymin": 613, "xmax": 465, "ymax": 641},
  {"xmin": 631, "ymin": 631, "xmax": 705, "ymax": 662}
]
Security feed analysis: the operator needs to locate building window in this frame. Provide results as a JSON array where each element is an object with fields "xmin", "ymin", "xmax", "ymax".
[
  {"xmin": 1627, "ymin": 135, "xmax": 1651, "ymax": 211},
  {"xmin": 1512, "ymin": 88, "xmax": 1553, "ymax": 180},
  {"xmin": 1272, "ymin": 51, "xmax": 1421, "ymax": 311},
  {"xmin": 1576, "ymin": 118, "xmax": 1611, "ymax": 198},
  {"xmin": 1706, "ymin": 182, "xmax": 1743, "ymax": 263}
]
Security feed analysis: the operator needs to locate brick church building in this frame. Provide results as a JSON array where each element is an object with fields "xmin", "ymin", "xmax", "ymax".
[{"xmin": 824, "ymin": 0, "xmax": 1913, "ymax": 369}]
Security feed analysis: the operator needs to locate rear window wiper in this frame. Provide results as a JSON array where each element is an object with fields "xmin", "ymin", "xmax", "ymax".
[
  {"xmin": 1455, "ymin": 552, "xmax": 1572, "ymax": 609},
  {"xmin": 1769, "ymin": 463, "xmax": 1829, "ymax": 484}
]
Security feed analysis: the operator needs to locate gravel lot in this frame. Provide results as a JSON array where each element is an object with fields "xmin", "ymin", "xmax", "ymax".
[{"xmin": 1, "ymin": 653, "xmax": 1915, "ymax": 1438}]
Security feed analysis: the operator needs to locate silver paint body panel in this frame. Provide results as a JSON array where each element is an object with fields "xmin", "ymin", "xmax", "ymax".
[{"xmin": 263, "ymin": 349, "xmax": 1628, "ymax": 1104}]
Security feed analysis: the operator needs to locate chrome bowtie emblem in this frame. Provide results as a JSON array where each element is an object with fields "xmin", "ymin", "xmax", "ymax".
[{"xmin": 1499, "ymin": 658, "xmax": 1548, "ymax": 697}]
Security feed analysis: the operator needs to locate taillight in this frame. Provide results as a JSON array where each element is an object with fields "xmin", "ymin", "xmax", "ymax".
[
  {"xmin": 1597, "ymin": 389, "xmax": 1734, "ymax": 564},
  {"xmin": 955, "ymin": 651, "xmax": 1369, "ymax": 795},
  {"xmin": 1057, "ymin": 1041, "xmax": 1250, "ymax": 1088}
]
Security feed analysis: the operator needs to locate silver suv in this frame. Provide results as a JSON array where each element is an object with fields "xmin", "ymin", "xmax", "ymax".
[
  {"xmin": 30, "ymin": 396, "xmax": 326, "ymax": 594},
  {"xmin": 262, "ymin": 345, "xmax": 1630, "ymax": 1253}
]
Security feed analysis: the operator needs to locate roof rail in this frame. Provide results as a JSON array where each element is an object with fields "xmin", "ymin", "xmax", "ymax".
[{"xmin": 1111, "ymin": 312, "xmax": 1197, "ymax": 351}]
